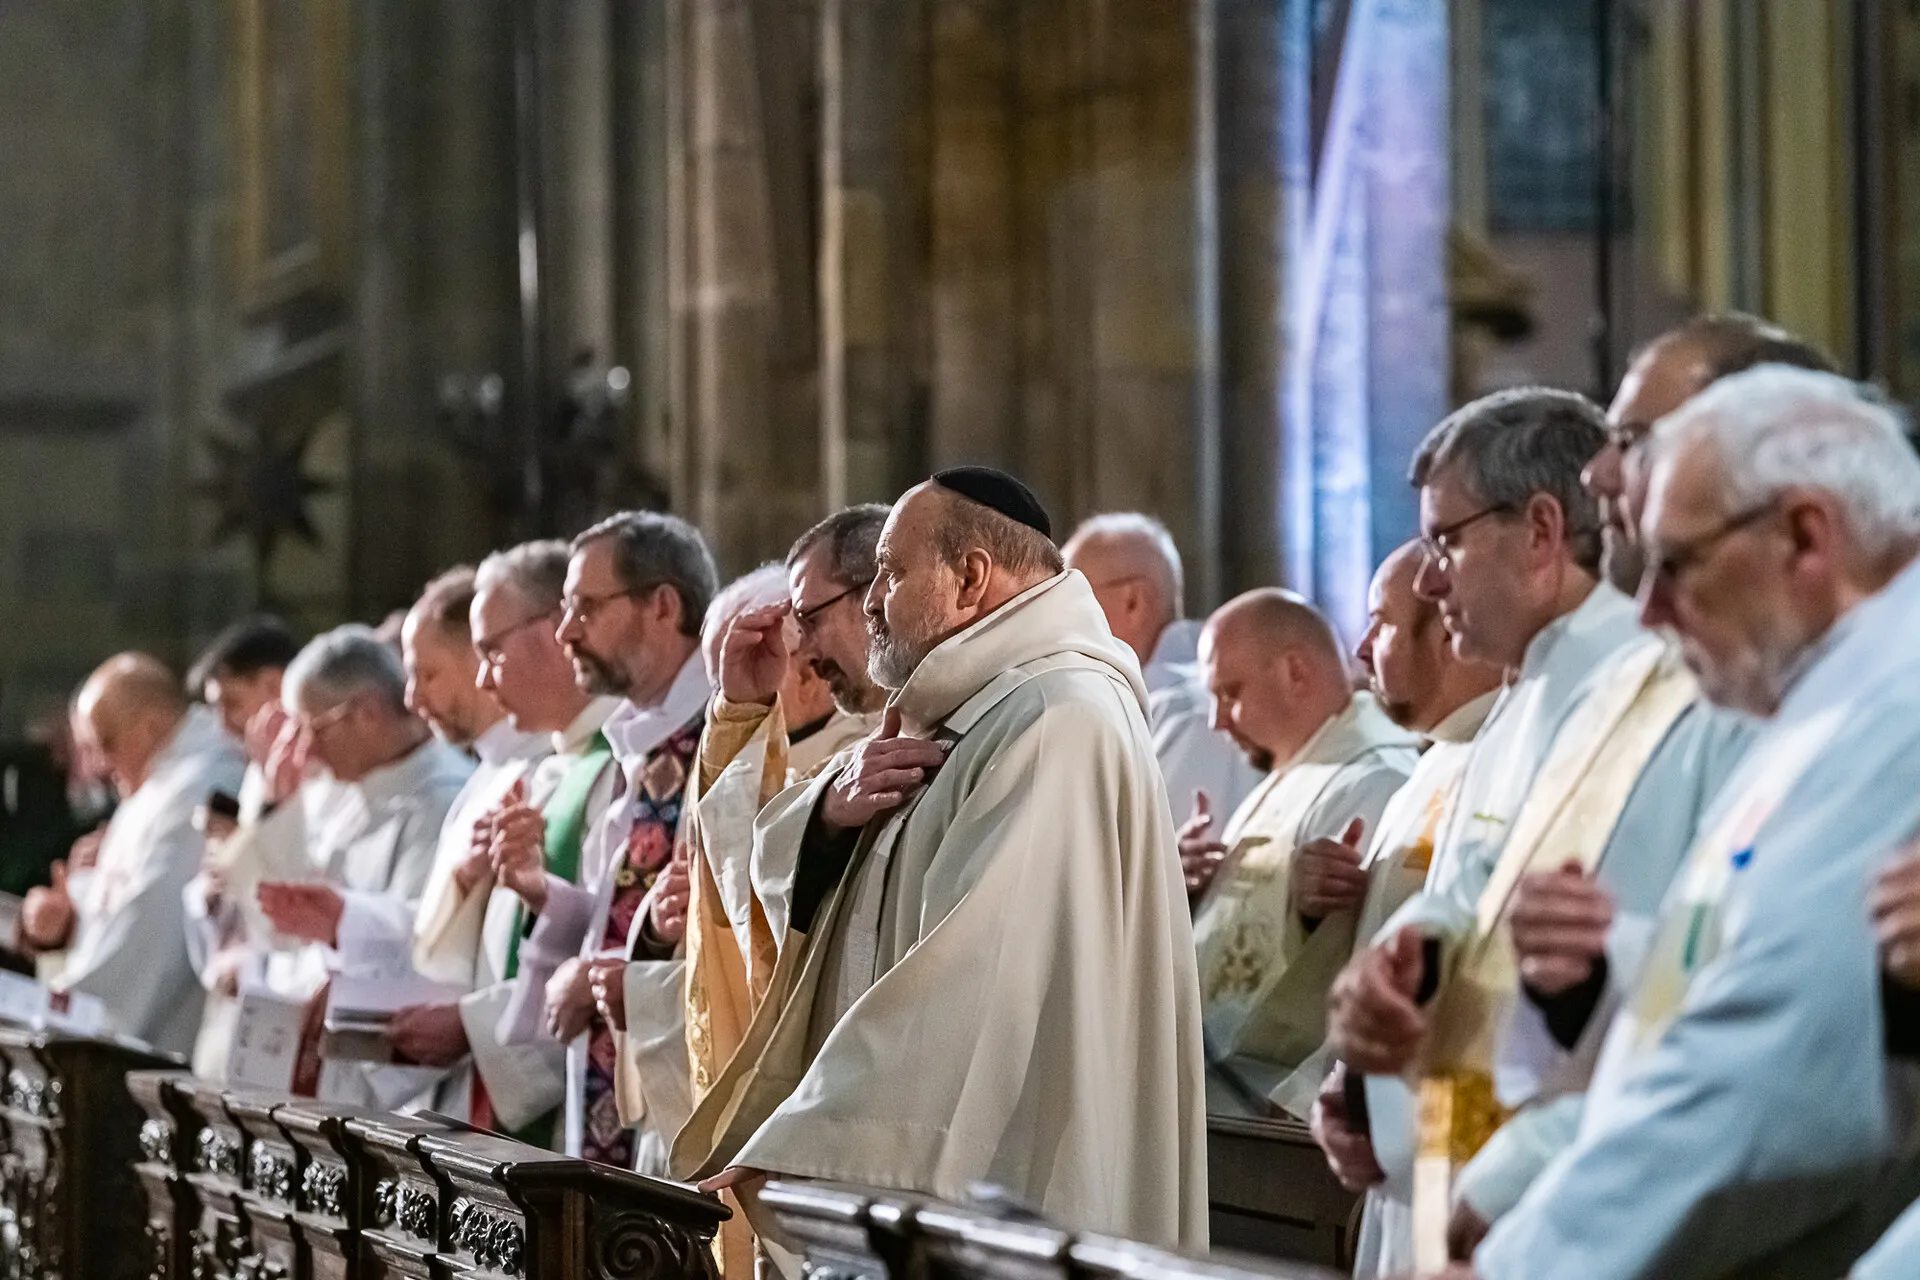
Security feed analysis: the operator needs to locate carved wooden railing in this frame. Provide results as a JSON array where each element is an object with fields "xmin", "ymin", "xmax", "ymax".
[
  {"xmin": 757, "ymin": 1182, "xmax": 1347, "ymax": 1280},
  {"xmin": 0, "ymin": 1027, "xmax": 178, "ymax": 1280}
]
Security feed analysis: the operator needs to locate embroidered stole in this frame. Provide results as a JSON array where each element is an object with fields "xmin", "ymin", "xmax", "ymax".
[{"xmin": 1412, "ymin": 643, "xmax": 1697, "ymax": 1270}]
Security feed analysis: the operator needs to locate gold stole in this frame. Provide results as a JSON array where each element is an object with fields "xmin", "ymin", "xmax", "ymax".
[
  {"xmin": 1411, "ymin": 642, "xmax": 1698, "ymax": 1270},
  {"xmin": 680, "ymin": 700, "xmax": 790, "ymax": 1280}
]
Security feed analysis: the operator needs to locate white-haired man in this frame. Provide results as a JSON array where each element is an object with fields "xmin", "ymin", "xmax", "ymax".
[
  {"xmin": 251, "ymin": 624, "xmax": 473, "ymax": 1102},
  {"xmin": 1447, "ymin": 368, "xmax": 1920, "ymax": 1279},
  {"xmin": 402, "ymin": 544, "xmax": 625, "ymax": 1142},
  {"xmin": 1064, "ymin": 513, "xmax": 1259, "ymax": 831}
]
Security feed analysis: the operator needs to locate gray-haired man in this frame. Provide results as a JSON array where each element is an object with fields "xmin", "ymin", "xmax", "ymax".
[
  {"xmin": 489, "ymin": 511, "xmax": 717, "ymax": 1170},
  {"xmin": 253, "ymin": 623, "xmax": 474, "ymax": 1102}
]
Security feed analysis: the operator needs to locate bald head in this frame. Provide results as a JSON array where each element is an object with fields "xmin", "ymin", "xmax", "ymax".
[
  {"xmin": 1360, "ymin": 541, "xmax": 1502, "ymax": 732},
  {"xmin": 1063, "ymin": 514, "xmax": 1183, "ymax": 662},
  {"xmin": 1198, "ymin": 590, "xmax": 1350, "ymax": 771},
  {"xmin": 77, "ymin": 653, "xmax": 190, "ymax": 794}
]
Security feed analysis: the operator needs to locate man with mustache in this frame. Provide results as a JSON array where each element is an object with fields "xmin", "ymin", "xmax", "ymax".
[
  {"xmin": 488, "ymin": 511, "xmax": 715, "ymax": 1170},
  {"xmin": 681, "ymin": 511, "xmax": 888, "ymax": 1100},
  {"xmin": 1186, "ymin": 588, "xmax": 1419, "ymax": 1112},
  {"xmin": 673, "ymin": 467, "xmax": 1208, "ymax": 1255}
]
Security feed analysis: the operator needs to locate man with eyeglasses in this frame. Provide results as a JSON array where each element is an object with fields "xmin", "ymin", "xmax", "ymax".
[
  {"xmin": 1446, "ymin": 365, "xmax": 1920, "ymax": 1280},
  {"xmin": 1380, "ymin": 319, "xmax": 1838, "ymax": 1262},
  {"xmin": 250, "ymin": 623, "xmax": 474, "ymax": 1103},
  {"xmin": 487, "ymin": 511, "xmax": 716, "ymax": 1172},
  {"xmin": 399, "ymin": 546, "xmax": 625, "ymax": 1143},
  {"xmin": 1323, "ymin": 386, "xmax": 1676, "ymax": 1270},
  {"xmin": 1063, "ymin": 514, "xmax": 1261, "ymax": 868}
]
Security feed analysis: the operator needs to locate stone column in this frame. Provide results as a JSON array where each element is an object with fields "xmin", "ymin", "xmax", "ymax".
[
  {"xmin": 676, "ymin": 0, "xmax": 821, "ymax": 574},
  {"xmin": 1213, "ymin": 0, "xmax": 1286, "ymax": 600},
  {"xmin": 819, "ymin": 0, "xmax": 929, "ymax": 507}
]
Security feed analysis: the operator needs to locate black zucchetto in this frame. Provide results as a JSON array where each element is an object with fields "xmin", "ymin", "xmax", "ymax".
[{"xmin": 930, "ymin": 466, "xmax": 1053, "ymax": 539}]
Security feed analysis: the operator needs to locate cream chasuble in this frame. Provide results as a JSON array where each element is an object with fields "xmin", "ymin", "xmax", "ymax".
[
  {"xmin": 670, "ymin": 571, "xmax": 1208, "ymax": 1253},
  {"xmin": 1411, "ymin": 637, "xmax": 1697, "ymax": 1269},
  {"xmin": 1478, "ymin": 553, "xmax": 1920, "ymax": 1280},
  {"xmin": 1192, "ymin": 693, "xmax": 1417, "ymax": 1110}
]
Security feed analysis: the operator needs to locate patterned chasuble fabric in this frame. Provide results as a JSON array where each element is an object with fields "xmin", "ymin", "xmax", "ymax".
[{"xmin": 580, "ymin": 716, "xmax": 701, "ymax": 1167}]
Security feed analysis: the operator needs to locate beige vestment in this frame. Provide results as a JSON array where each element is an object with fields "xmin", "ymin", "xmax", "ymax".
[
  {"xmin": 1193, "ymin": 693, "xmax": 1419, "ymax": 1110},
  {"xmin": 671, "ymin": 570, "xmax": 1209, "ymax": 1252}
]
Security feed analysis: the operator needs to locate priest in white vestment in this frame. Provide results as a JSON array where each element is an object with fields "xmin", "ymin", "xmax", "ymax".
[
  {"xmin": 319, "ymin": 567, "xmax": 552, "ymax": 1105},
  {"xmin": 20, "ymin": 655, "xmax": 245, "ymax": 1054},
  {"xmin": 1428, "ymin": 315, "xmax": 1824, "ymax": 1257},
  {"xmin": 675, "ymin": 467, "xmax": 1207, "ymax": 1254},
  {"xmin": 1063, "ymin": 513, "xmax": 1260, "ymax": 823},
  {"xmin": 487, "ymin": 512, "xmax": 717, "ymax": 1170},
  {"xmin": 1298, "ymin": 542, "xmax": 1502, "ymax": 1279},
  {"xmin": 178, "ymin": 615, "xmax": 302, "ymax": 1074},
  {"xmin": 1462, "ymin": 366, "xmax": 1920, "ymax": 1279},
  {"xmin": 250, "ymin": 624, "xmax": 473, "ymax": 1103},
  {"xmin": 1184, "ymin": 588, "xmax": 1417, "ymax": 1110},
  {"xmin": 400, "ymin": 542, "xmax": 622, "ymax": 1137}
]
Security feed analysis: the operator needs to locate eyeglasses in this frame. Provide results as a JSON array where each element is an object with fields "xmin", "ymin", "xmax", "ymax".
[
  {"xmin": 1418, "ymin": 503, "xmax": 1514, "ymax": 568},
  {"xmin": 1639, "ymin": 502, "xmax": 1778, "ymax": 595},
  {"xmin": 294, "ymin": 696, "xmax": 358, "ymax": 738},
  {"xmin": 793, "ymin": 579, "xmax": 872, "ymax": 634},
  {"xmin": 559, "ymin": 585, "xmax": 652, "ymax": 627},
  {"xmin": 475, "ymin": 608, "xmax": 560, "ymax": 668}
]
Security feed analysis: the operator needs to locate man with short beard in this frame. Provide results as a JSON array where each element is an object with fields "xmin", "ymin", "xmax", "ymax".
[
  {"xmin": 489, "ymin": 512, "xmax": 715, "ymax": 1170},
  {"xmin": 1445, "ymin": 365, "xmax": 1920, "ymax": 1280},
  {"xmin": 1185, "ymin": 589, "xmax": 1419, "ymax": 1113},
  {"xmin": 682, "ymin": 512, "xmax": 888, "ymax": 1099},
  {"xmin": 673, "ymin": 467, "xmax": 1208, "ymax": 1252}
]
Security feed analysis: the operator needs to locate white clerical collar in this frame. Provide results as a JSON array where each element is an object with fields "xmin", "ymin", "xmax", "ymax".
[
  {"xmin": 472, "ymin": 717, "xmax": 547, "ymax": 767},
  {"xmin": 1144, "ymin": 619, "xmax": 1203, "ymax": 693},
  {"xmin": 603, "ymin": 650, "xmax": 710, "ymax": 765},
  {"xmin": 555, "ymin": 695, "xmax": 623, "ymax": 756},
  {"xmin": 1426, "ymin": 688, "xmax": 1500, "ymax": 746}
]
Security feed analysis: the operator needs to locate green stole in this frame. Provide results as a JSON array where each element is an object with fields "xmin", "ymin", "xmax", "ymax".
[
  {"xmin": 502, "ymin": 730, "xmax": 610, "ymax": 1147},
  {"xmin": 504, "ymin": 730, "xmax": 611, "ymax": 980}
]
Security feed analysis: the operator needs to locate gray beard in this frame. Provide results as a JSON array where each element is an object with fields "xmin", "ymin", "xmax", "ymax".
[
  {"xmin": 866, "ymin": 628, "xmax": 921, "ymax": 692},
  {"xmin": 571, "ymin": 649, "xmax": 628, "ymax": 697}
]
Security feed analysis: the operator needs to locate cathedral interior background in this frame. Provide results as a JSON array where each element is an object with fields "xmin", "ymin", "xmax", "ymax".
[{"xmin": 0, "ymin": 0, "xmax": 1903, "ymax": 736}]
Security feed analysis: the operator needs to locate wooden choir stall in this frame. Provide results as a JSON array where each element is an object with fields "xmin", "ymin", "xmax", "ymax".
[{"xmin": 0, "ymin": 1027, "xmax": 1353, "ymax": 1280}]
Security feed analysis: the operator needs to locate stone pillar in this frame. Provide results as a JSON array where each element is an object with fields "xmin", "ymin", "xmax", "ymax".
[
  {"xmin": 926, "ymin": 0, "xmax": 1022, "ymax": 472},
  {"xmin": 1213, "ymin": 0, "xmax": 1286, "ymax": 601},
  {"xmin": 677, "ymin": 0, "xmax": 821, "ymax": 574},
  {"xmin": 819, "ymin": 0, "xmax": 929, "ymax": 507}
]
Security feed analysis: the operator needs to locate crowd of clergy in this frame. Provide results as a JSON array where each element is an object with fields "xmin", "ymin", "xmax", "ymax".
[{"xmin": 14, "ymin": 309, "xmax": 1920, "ymax": 1279}]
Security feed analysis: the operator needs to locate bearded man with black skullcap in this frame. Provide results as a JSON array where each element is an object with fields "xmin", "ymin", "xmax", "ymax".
[{"xmin": 672, "ymin": 467, "xmax": 1209, "ymax": 1255}]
